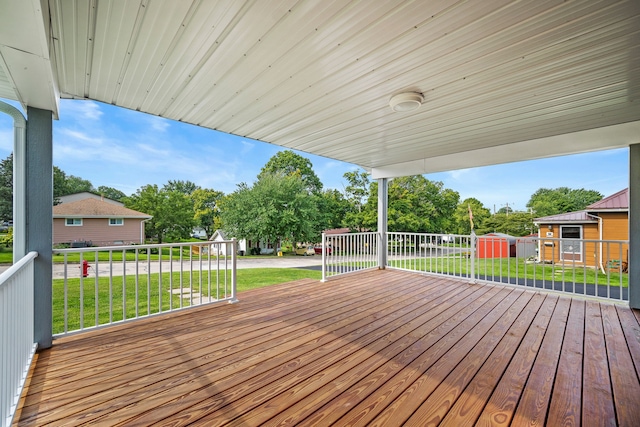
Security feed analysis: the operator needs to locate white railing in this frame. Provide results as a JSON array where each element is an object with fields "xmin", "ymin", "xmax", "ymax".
[
  {"xmin": 321, "ymin": 232, "xmax": 379, "ymax": 280},
  {"xmin": 52, "ymin": 240, "xmax": 237, "ymax": 337},
  {"xmin": 0, "ymin": 251, "xmax": 38, "ymax": 427},
  {"xmin": 387, "ymin": 232, "xmax": 630, "ymax": 301},
  {"xmin": 387, "ymin": 232, "xmax": 474, "ymax": 279}
]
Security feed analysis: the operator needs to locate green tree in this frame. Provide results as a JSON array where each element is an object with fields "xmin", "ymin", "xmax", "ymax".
[
  {"xmin": 124, "ymin": 184, "xmax": 195, "ymax": 243},
  {"xmin": 454, "ymin": 198, "xmax": 491, "ymax": 234},
  {"xmin": 477, "ymin": 211, "xmax": 535, "ymax": 236},
  {"xmin": 53, "ymin": 166, "xmax": 67, "ymax": 202},
  {"xmin": 53, "ymin": 166, "xmax": 94, "ymax": 203},
  {"xmin": 384, "ymin": 176, "xmax": 460, "ymax": 233},
  {"xmin": 0, "ymin": 154, "xmax": 12, "ymax": 221},
  {"xmin": 316, "ymin": 189, "xmax": 351, "ymax": 232},
  {"xmin": 96, "ymin": 186, "xmax": 126, "ymax": 202},
  {"xmin": 220, "ymin": 172, "xmax": 318, "ymax": 250},
  {"xmin": 163, "ymin": 180, "xmax": 199, "ymax": 195},
  {"xmin": 258, "ymin": 150, "xmax": 323, "ymax": 194},
  {"xmin": 65, "ymin": 175, "xmax": 94, "ymax": 194},
  {"xmin": 527, "ymin": 187, "xmax": 603, "ymax": 217},
  {"xmin": 192, "ymin": 188, "xmax": 224, "ymax": 239},
  {"xmin": 343, "ymin": 170, "xmax": 373, "ymax": 231}
]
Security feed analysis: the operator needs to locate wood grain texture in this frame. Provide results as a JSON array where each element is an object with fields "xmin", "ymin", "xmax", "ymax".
[{"xmin": 13, "ymin": 270, "xmax": 640, "ymax": 427}]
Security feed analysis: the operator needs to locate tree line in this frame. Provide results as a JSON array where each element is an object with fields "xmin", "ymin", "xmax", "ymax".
[{"xmin": 0, "ymin": 151, "xmax": 604, "ymax": 244}]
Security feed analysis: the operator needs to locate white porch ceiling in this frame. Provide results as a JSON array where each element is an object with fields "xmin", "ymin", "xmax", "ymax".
[{"xmin": 1, "ymin": 0, "xmax": 639, "ymax": 177}]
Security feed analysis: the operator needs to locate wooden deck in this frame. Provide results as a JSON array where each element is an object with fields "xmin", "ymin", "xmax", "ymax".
[{"xmin": 14, "ymin": 269, "xmax": 640, "ymax": 426}]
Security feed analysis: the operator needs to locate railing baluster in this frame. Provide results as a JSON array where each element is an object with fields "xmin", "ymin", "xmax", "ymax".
[{"xmin": 50, "ymin": 241, "xmax": 238, "ymax": 337}]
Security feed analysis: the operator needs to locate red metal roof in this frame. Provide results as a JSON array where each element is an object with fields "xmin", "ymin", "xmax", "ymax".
[{"xmin": 586, "ymin": 188, "xmax": 628, "ymax": 210}]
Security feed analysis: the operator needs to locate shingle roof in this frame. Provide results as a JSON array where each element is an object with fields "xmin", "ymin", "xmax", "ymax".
[
  {"xmin": 53, "ymin": 198, "xmax": 151, "ymax": 218},
  {"xmin": 586, "ymin": 188, "xmax": 628, "ymax": 210}
]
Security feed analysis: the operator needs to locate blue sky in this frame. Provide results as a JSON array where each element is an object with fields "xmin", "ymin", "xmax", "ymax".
[{"xmin": 0, "ymin": 98, "xmax": 629, "ymax": 212}]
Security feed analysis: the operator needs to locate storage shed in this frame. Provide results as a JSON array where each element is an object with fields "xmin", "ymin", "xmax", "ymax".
[{"xmin": 477, "ymin": 233, "xmax": 517, "ymax": 258}]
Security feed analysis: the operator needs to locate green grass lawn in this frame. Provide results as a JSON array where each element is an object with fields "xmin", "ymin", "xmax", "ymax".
[
  {"xmin": 53, "ymin": 267, "xmax": 321, "ymax": 334},
  {"xmin": 387, "ymin": 256, "xmax": 629, "ymax": 287},
  {"xmin": 0, "ymin": 246, "xmax": 11, "ymax": 264}
]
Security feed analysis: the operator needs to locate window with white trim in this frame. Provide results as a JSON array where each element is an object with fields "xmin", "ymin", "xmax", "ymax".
[
  {"xmin": 109, "ymin": 218, "xmax": 124, "ymax": 226},
  {"xmin": 65, "ymin": 218, "xmax": 82, "ymax": 226},
  {"xmin": 560, "ymin": 225, "xmax": 582, "ymax": 262}
]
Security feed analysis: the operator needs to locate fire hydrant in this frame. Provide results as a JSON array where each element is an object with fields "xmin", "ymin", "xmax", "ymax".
[{"xmin": 81, "ymin": 260, "xmax": 89, "ymax": 277}]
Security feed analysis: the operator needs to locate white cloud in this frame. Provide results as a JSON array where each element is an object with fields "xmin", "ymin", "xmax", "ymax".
[
  {"xmin": 60, "ymin": 101, "xmax": 103, "ymax": 121},
  {"xmin": 240, "ymin": 140, "xmax": 255, "ymax": 154},
  {"xmin": 58, "ymin": 128, "xmax": 95, "ymax": 143},
  {"xmin": 145, "ymin": 115, "xmax": 170, "ymax": 133},
  {"xmin": 446, "ymin": 168, "xmax": 475, "ymax": 181}
]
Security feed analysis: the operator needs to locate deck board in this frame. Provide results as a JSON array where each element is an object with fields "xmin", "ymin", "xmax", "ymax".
[
  {"xmin": 14, "ymin": 269, "xmax": 640, "ymax": 426},
  {"xmin": 582, "ymin": 301, "xmax": 617, "ymax": 426},
  {"xmin": 547, "ymin": 298, "xmax": 585, "ymax": 427}
]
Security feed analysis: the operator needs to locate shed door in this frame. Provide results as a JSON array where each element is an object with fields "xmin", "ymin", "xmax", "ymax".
[{"xmin": 560, "ymin": 225, "xmax": 582, "ymax": 262}]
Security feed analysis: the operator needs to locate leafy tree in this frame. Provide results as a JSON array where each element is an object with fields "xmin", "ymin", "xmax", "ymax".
[
  {"xmin": 96, "ymin": 186, "xmax": 126, "ymax": 202},
  {"xmin": 0, "ymin": 154, "xmax": 12, "ymax": 221},
  {"xmin": 163, "ymin": 179, "xmax": 199, "ymax": 195},
  {"xmin": 477, "ymin": 211, "xmax": 535, "ymax": 237},
  {"xmin": 316, "ymin": 189, "xmax": 351, "ymax": 232},
  {"xmin": 258, "ymin": 150, "xmax": 323, "ymax": 194},
  {"xmin": 343, "ymin": 170, "xmax": 373, "ymax": 231},
  {"xmin": 192, "ymin": 188, "xmax": 224, "ymax": 239},
  {"xmin": 65, "ymin": 175, "xmax": 94, "ymax": 194},
  {"xmin": 53, "ymin": 166, "xmax": 94, "ymax": 203},
  {"xmin": 220, "ymin": 172, "xmax": 318, "ymax": 250},
  {"xmin": 527, "ymin": 187, "xmax": 603, "ymax": 217},
  {"xmin": 124, "ymin": 184, "xmax": 195, "ymax": 243},
  {"xmin": 497, "ymin": 205, "xmax": 514, "ymax": 215},
  {"xmin": 384, "ymin": 176, "xmax": 460, "ymax": 233},
  {"xmin": 453, "ymin": 198, "xmax": 491, "ymax": 234}
]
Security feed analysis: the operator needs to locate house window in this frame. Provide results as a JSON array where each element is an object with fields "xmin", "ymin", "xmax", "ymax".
[
  {"xmin": 109, "ymin": 218, "xmax": 124, "ymax": 226},
  {"xmin": 65, "ymin": 218, "xmax": 82, "ymax": 226},
  {"xmin": 560, "ymin": 225, "xmax": 582, "ymax": 262}
]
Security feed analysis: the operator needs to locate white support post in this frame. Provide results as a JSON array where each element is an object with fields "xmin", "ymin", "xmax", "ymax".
[
  {"xmin": 0, "ymin": 101, "xmax": 27, "ymax": 260},
  {"xmin": 378, "ymin": 178, "xmax": 388, "ymax": 269}
]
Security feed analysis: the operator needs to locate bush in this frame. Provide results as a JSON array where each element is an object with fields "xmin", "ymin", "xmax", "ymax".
[{"xmin": 0, "ymin": 227, "xmax": 13, "ymax": 247}]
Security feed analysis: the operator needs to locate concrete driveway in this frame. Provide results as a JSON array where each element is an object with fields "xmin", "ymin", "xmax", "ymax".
[{"xmin": 0, "ymin": 254, "xmax": 324, "ymax": 277}]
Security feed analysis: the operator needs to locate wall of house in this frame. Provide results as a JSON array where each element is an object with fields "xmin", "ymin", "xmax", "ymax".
[
  {"xmin": 53, "ymin": 218, "xmax": 143, "ymax": 246},
  {"xmin": 539, "ymin": 223, "xmax": 599, "ymax": 266},
  {"xmin": 600, "ymin": 212, "xmax": 629, "ymax": 264},
  {"xmin": 539, "ymin": 218, "xmax": 629, "ymax": 268}
]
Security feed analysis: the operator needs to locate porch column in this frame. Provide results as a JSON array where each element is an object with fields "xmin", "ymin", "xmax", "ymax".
[
  {"xmin": 377, "ymin": 178, "xmax": 388, "ymax": 269},
  {"xmin": 630, "ymin": 143, "xmax": 640, "ymax": 309},
  {"xmin": 26, "ymin": 107, "xmax": 53, "ymax": 349}
]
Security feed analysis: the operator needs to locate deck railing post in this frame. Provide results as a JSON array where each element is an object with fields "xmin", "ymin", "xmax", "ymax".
[
  {"xmin": 470, "ymin": 231, "xmax": 476, "ymax": 283},
  {"xmin": 378, "ymin": 177, "xmax": 388, "ymax": 269},
  {"xmin": 229, "ymin": 239, "xmax": 239, "ymax": 303},
  {"xmin": 321, "ymin": 232, "xmax": 327, "ymax": 282}
]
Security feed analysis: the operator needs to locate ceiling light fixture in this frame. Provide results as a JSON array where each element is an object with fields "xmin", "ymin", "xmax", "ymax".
[{"xmin": 389, "ymin": 92, "xmax": 424, "ymax": 112}]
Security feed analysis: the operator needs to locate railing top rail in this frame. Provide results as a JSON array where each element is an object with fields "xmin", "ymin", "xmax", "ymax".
[
  {"xmin": 53, "ymin": 240, "xmax": 235, "ymax": 253},
  {"xmin": 324, "ymin": 232, "xmax": 378, "ymax": 237},
  {"xmin": 386, "ymin": 231, "xmax": 629, "ymax": 245},
  {"xmin": 0, "ymin": 251, "xmax": 38, "ymax": 288}
]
